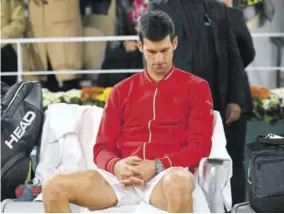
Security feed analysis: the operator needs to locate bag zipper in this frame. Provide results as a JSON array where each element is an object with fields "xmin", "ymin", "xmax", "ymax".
[
  {"xmin": 1, "ymin": 81, "xmax": 30, "ymax": 119},
  {"xmin": 1, "ymin": 152, "xmax": 27, "ymax": 178},
  {"xmin": 257, "ymin": 158, "xmax": 284, "ymax": 170}
]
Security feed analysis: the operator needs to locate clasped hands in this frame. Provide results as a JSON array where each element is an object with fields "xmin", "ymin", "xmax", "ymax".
[{"xmin": 113, "ymin": 156, "xmax": 156, "ymax": 187}]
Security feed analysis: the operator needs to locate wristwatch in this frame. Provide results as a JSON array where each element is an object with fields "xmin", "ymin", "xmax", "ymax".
[{"xmin": 155, "ymin": 159, "xmax": 165, "ymax": 175}]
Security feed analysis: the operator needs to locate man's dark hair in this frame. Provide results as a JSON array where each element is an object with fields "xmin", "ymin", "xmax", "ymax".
[{"xmin": 137, "ymin": 10, "xmax": 175, "ymax": 43}]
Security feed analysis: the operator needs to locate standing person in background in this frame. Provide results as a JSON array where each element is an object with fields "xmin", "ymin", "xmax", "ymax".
[
  {"xmin": 148, "ymin": 0, "xmax": 245, "ymax": 125},
  {"xmin": 1, "ymin": 0, "xmax": 26, "ymax": 86},
  {"xmin": 220, "ymin": 0, "xmax": 256, "ymax": 205},
  {"xmin": 97, "ymin": 0, "xmax": 147, "ymax": 87},
  {"xmin": 148, "ymin": 0, "xmax": 246, "ymax": 206},
  {"xmin": 27, "ymin": 0, "xmax": 83, "ymax": 92}
]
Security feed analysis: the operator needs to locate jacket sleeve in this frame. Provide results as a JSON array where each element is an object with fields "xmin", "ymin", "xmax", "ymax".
[
  {"xmin": 232, "ymin": 9, "xmax": 256, "ymax": 68},
  {"xmin": 1, "ymin": 0, "xmax": 26, "ymax": 44},
  {"xmin": 93, "ymin": 87, "xmax": 122, "ymax": 174},
  {"xmin": 225, "ymin": 7, "xmax": 245, "ymax": 107},
  {"xmin": 158, "ymin": 81, "xmax": 214, "ymax": 170}
]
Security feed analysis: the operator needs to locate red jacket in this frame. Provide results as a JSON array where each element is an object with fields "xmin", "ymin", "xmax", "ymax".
[{"xmin": 94, "ymin": 66, "xmax": 214, "ymax": 174}]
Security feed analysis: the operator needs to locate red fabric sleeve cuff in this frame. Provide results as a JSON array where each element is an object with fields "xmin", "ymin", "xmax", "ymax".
[
  {"xmin": 159, "ymin": 156, "xmax": 172, "ymax": 169},
  {"xmin": 106, "ymin": 158, "xmax": 121, "ymax": 175}
]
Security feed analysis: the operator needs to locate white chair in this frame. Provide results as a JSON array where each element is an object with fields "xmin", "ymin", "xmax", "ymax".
[{"xmin": 1, "ymin": 104, "xmax": 232, "ymax": 213}]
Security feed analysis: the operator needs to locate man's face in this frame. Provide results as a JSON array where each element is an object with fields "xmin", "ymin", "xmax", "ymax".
[{"xmin": 138, "ymin": 35, "xmax": 178, "ymax": 75}]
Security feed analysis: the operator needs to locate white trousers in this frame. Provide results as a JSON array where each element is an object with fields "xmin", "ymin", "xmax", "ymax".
[{"xmin": 95, "ymin": 167, "xmax": 192, "ymax": 207}]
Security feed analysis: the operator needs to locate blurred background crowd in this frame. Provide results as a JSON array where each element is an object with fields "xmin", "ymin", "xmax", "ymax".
[{"xmin": 1, "ymin": 0, "xmax": 283, "ymax": 91}]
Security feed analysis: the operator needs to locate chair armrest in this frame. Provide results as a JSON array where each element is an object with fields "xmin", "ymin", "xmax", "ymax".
[
  {"xmin": 231, "ymin": 201, "xmax": 256, "ymax": 213},
  {"xmin": 199, "ymin": 158, "xmax": 226, "ymax": 165},
  {"xmin": 198, "ymin": 157, "xmax": 231, "ymax": 186},
  {"xmin": 197, "ymin": 157, "xmax": 231, "ymax": 213}
]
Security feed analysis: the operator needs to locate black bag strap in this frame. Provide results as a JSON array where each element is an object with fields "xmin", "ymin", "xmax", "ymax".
[
  {"xmin": 256, "ymin": 135, "xmax": 284, "ymax": 145},
  {"xmin": 247, "ymin": 134, "xmax": 284, "ymax": 153}
]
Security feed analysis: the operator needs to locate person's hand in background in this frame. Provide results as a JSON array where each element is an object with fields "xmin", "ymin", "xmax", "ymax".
[
  {"xmin": 123, "ymin": 41, "xmax": 138, "ymax": 52},
  {"xmin": 226, "ymin": 103, "xmax": 241, "ymax": 124}
]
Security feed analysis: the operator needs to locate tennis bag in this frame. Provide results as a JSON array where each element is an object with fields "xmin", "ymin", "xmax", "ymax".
[
  {"xmin": 247, "ymin": 134, "xmax": 284, "ymax": 213},
  {"xmin": 1, "ymin": 81, "xmax": 44, "ymax": 201}
]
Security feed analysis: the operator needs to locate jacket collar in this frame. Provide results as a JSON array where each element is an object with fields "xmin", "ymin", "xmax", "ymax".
[{"xmin": 144, "ymin": 65, "xmax": 175, "ymax": 84}]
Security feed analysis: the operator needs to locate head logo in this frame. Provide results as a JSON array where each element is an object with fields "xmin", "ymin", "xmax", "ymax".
[{"xmin": 5, "ymin": 111, "xmax": 36, "ymax": 149}]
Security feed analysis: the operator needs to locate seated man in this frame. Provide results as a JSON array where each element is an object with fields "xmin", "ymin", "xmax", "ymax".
[{"xmin": 42, "ymin": 11, "xmax": 214, "ymax": 213}]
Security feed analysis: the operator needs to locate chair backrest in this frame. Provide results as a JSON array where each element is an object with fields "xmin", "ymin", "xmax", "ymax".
[{"xmin": 210, "ymin": 111, "xmax": 228, "ymax": 158}]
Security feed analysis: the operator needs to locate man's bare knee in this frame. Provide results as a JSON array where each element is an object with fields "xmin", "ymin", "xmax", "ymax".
[
  {"xmin": 162, "ymin": 168, "xmax": 194, "ymax": 197},
  {"xmin": 42, "ymin": 173, "xmax": 69, "ymax": 205},
  {"xmin": 160, "ymin": 168, "xmax": 194, "ymax": 212},
  {"xmin": 42, "ymin": 170, "xmax": 118, "ymax": 212}
]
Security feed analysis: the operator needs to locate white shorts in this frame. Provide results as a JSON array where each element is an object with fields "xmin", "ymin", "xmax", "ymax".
[{"xmin": 95, "ymin": 167, "xmax": 193, "ymax": 207}]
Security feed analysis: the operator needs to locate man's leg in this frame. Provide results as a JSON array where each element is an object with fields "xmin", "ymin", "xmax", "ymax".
[
  {"xmin": 42, "ymin": 170, "xmax": 118, "ymax": 212},
  {"xmin": 149, "ymin": 167, "xmax": 194, "ymax": 213}
]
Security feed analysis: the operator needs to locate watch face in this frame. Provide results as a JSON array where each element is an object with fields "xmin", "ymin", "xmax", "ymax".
[{"xmin": 155, "ymin": 160, "xmax": 165, "ymax": 174}]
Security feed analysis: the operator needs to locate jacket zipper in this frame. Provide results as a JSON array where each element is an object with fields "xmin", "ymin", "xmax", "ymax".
[
  {"xmin": 143, "ymin": 87, "xmax": 158, "ymax": 159},
  {"xmin": 1, "ymin": 82, "xmax": 30, "ymax": 119}
]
